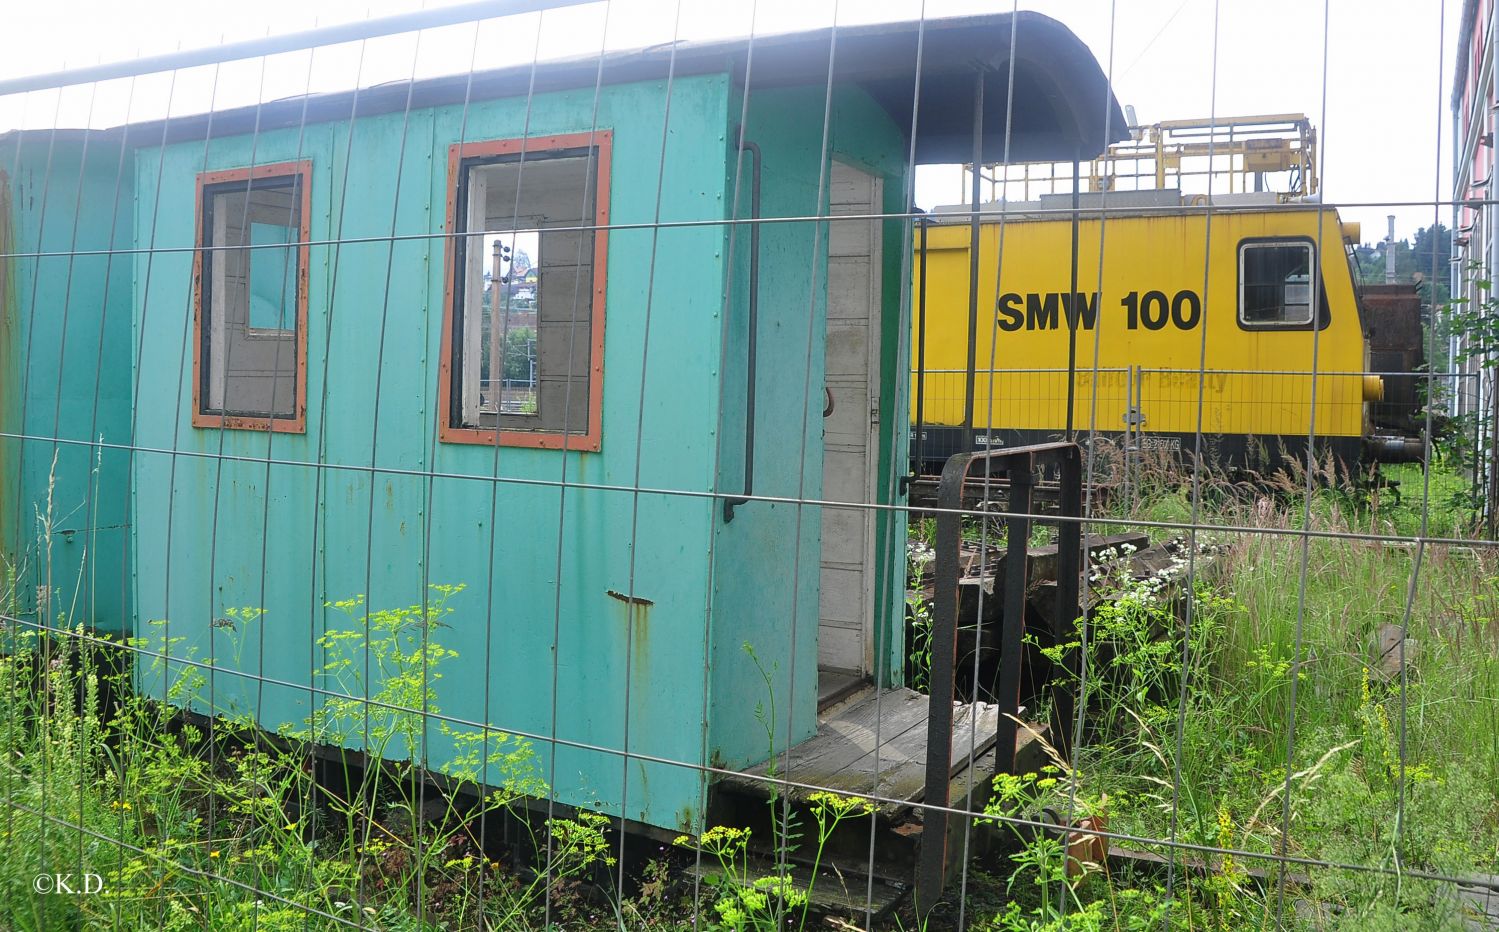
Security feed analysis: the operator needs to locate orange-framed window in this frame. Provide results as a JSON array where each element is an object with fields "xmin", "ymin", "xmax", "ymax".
[
  {"xmin": 192, "ymin": 161, "xmax": 311, "ymax": 433},
  {"xmin": 439, "ymin": 131, "xmax": 611, "ymax": 451}
]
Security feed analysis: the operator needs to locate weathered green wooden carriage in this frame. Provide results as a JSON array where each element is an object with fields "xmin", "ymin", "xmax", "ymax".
[{"xmin": 0, "ymin": 12, "xmax": 1119, "ymax": 852}]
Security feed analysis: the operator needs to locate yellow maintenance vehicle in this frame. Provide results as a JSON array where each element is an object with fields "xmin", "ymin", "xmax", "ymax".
[{"xmin": 910, "ymin": 114, "xmax": 1425, "ymax": 473}]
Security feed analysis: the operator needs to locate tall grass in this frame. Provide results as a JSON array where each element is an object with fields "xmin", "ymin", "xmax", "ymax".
[
  {"xmin": 0, "ymin": 597, "xmax": 625, "ymax": 930},
  {"xmin": 3, "ymin": 448, "xmax": 1495, "ymax": 930},
  {"xmin": 978, "ymin": 458, "xmax": 1499, "ymax": 930}
]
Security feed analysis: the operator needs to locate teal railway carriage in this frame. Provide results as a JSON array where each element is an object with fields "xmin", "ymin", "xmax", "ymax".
[{"xmin": 0, "ymin": 13, "xmax": 1119, "ymax": 836}]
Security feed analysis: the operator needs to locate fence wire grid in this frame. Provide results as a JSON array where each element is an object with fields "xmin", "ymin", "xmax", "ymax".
[{"xmin": 0, "ymin": 0, "xmax": 1495, "ymax": 930}]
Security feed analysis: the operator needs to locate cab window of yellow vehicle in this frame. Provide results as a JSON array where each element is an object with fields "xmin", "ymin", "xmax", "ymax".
[{"xmin": 1239, "ymin": 241, "xmax": 1314, "ymax": 327}]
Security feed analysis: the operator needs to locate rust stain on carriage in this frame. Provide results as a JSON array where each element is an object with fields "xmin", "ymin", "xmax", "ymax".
[
  {"xmin": 605, "ymin": 590, "xmax": 653, "ymax": 607},
  {"xmin": 610, "ymin": 587, "xmax": 653, "ymax": 812}
]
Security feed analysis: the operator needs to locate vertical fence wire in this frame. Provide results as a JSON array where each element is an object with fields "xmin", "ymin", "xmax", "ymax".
[
  {"xmin": 957, "ymin": 6, "xmax": 1020, "ymax": 929},
  {"xmin": 618, "ymin": 0, "xmax": 685, "ymax": 913},
  {"xmin": 302, "ymin": 34, "xmax": 371, "ymax": 928},
  {"xmin": 864, "ymin": 3, "xmax": 925, "ymax": 926},
  {"xmin": 6, "ymin": 80, "xmax": 63, "ymax": 931},
  {"xmin": 1162, "ymin": 0, "xmax": 1223, "ymax": 911},
  {"xmin": 1061, "ymin": 0, "xmax": 1120, "ymax": 924},
  {"xmin": 695, "ymin": 3, "xmax": 756, "ymax": 920},
  {"xmin": 1275, "ymin": 2, "xmax": 1337, "ymax": 923},
  {"xmin": 773, "ymin": 1, "xmax": 840, "ymax": 908},
  {"xmin": 539, "ymin": 4, "xmax": 613, "ymax": 926},
  {"xmin": 353, "ymin": 32, "xmax": 426, "ymax": 915}
]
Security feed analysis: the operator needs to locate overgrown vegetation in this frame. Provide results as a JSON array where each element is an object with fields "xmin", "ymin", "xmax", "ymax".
[
  {"xmin": 0, "ymin": 575, "xmax": 884, "ymax": 930},
  {"xmin": 0, "ymin": 584, "xmax": 649, "ymax": 930},
  {"xmin": 4, "ymin": 440, "xmax": 1498, "ymax": 929},
  {"xmin": 963, "ymin": 458, "xmax": 1499, "ymax": 930},
  {"xmin": 673, "ymin": 643, "xmax": 876, "ymax": 932}
]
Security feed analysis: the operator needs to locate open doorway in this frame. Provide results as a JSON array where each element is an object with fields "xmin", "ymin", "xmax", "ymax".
[{"xmin": 817, "ymin": 160, "xmax": 884, "ymax": 698}]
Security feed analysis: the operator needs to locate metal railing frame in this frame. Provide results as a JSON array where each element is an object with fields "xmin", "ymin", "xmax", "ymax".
[{"xmin": 918, "ymin": 441, "xmax": 1083, "ymax": 912}]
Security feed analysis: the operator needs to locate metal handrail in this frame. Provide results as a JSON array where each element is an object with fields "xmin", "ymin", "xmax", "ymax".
[
  {"xmin": 723, "ymin": 140, "xmax": 762, "ymax": 523},
  {"xmin": 917, "ymin": 441, "xmax": 1083, "ymax": 911}
]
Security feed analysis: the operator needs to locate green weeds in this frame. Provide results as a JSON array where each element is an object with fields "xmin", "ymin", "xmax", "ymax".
[
  {"xmin": 961, "ymin": 459, "xmax": 1499, "ymax": 930},
  {"xmin": 672, "ymin": 643, "xmax": 875, "ymax": 931},
  {"xmin": 0, "ymin": 586, "xmax": 621, "ymax": 930}
]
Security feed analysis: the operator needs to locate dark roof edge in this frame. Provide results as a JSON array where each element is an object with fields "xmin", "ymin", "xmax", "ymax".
[{"xmin": 2, "ymin": 12, "xmax": 1125, "ymax": 166}]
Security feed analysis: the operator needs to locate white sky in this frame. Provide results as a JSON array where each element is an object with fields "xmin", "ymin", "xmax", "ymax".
[{"xmin": 0, "ymin": 0, "xmax": 1460, "ymax": 242}]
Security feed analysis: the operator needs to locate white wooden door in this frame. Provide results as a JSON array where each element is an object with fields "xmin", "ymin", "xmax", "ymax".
[{"xmin": 818, "ymin": 161, "xmax": 882, "ymax": 676}]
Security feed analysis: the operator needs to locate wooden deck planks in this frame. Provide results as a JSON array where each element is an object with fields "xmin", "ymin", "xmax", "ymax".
[
  {"xmin": 816, "ymin": 669, "xmax": 870, "ymax": 712},
  {"xmin": 723, "ymin": 687, "xmax": 1002, "ymax": 818},
  {"xmin": 1457, "ymin": 874, "xmax": 1499, "ymax": 929}
]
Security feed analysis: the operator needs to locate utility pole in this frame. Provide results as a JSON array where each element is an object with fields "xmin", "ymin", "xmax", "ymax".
[{"xmin": 1385, "ymin": 214, "xmax": 1397, "ymax": 284}]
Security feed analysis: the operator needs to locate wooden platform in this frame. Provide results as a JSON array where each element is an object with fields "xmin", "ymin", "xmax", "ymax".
[
  {"xmin": 1457, "ymin": 874, "xmax": 1499, "ymax": 929},
  {"xmin": 817, "ymin": 670, "xmax": 868, "ymax": 711},
  {"xmin": 722, "ymin": 687, "xmax": 1004, "ymax": 819}
]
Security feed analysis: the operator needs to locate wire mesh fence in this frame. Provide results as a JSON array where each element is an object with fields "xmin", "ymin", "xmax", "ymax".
[{"xmin": 0, "ymin": 0, "xmax": 1495, "ymax": 929}]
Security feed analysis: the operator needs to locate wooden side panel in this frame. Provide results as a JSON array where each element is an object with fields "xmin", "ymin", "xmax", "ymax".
[
  {"xmin": 0, "ymin": 136, "xmax": 136, "ymax": 635},
  {"xmin": 708, "ymin": 82, "xmax": 911, "ymax": 773},
  {"xmin": 130, "ymin": 75, "xmax": 733, "ymax": 833}
]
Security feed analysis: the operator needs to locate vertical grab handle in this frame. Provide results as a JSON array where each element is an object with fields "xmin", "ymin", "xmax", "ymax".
[{"xmin": 724, "ymin": 140, "xmax": 761, "ymax": 523}]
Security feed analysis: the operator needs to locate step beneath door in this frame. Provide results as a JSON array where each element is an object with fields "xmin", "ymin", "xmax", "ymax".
[
  {"xmin": 722, "ymin": 687, "xmax": 1000, "ymax": 821},
  {"xmin": 817, "ymin": 668, "xmax": 870, "ymax": 712}
]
